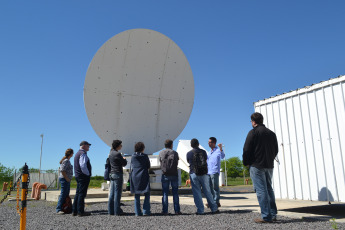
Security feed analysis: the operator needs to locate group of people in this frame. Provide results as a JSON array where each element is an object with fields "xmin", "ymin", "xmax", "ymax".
[{"xmin": 56, "ymin": 112, "xmax": 279, "ymax": 224}]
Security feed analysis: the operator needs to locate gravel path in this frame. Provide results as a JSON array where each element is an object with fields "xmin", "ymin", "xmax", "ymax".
[{"xmin": 1, "ymin": 200, "xmax": 344, "ymax": 230}]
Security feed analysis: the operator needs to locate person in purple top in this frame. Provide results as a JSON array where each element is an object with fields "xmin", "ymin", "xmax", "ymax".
[
  {"xmin": 73, "ymin": 141, "xmax": 92, "ymax": 217},
  {"xmin": 207, "ymin": 137, "xmax": 225, "ymax": 207}
]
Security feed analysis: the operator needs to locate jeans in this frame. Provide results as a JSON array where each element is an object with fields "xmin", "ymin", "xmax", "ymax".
[
  {"xmin": 108, "ymin": 173, "xmax": 123, "ymax": 215},
  {"xmin": 134, "ymin": 192, "xmax": 150, "ymax": 216},
  {"xmin": 72, "ymin": 176, "xmax": 90, "ymax": 214},
  {"xmin": 190, "ymin": 173, "xmax": 218, "ymax": 213},
  {"xmin": 209, "ymin": 173, "xmax": 220, "ymax": 204},
  {"xmin": 161, "ymin": 175, "xmax": 180, "ymax": 213},
  {"xmin": 56, "ymin": 178, "xmax": 70, "ymax": 212},
  {"xmin": 250, "ymin": 166, "xmax": 277, "ymax": 221}
]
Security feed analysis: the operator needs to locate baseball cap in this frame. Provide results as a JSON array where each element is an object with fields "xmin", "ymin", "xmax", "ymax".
[{"xmin": 80, "ymin": 141, "xmax": 91, "ymax": 146}]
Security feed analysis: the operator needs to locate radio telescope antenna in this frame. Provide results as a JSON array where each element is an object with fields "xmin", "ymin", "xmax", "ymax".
[{"xmin": 84, "ymin": 29, "xmax": 194, "ymax": 155}]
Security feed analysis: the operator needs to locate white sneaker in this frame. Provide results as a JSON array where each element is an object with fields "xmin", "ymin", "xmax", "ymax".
[{"xmin": 57, "ymin": 211, "xmax": 65, "ymax": 215}]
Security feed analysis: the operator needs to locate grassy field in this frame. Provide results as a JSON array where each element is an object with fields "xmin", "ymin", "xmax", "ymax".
[
  {"xmin": 70, "ymin": 176, "xmax": 104, "ymax": 189},
  {"xmin": 225, "ymin": 177, "xmax": 252, "ymax": 186}
]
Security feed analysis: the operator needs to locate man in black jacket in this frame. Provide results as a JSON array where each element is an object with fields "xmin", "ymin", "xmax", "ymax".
[{"xmin": 243, "ymin": 112, "xmax": 278, "ymax": 223}]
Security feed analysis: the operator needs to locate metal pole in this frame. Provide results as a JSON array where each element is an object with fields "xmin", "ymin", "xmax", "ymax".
[
  {"xmin": 20, "ymin": 163, "xmax": 29, "ymax": 230},
  {"xmin": 223, "ymin": 145, "xmax": 227, "ymax": 186},
  {"xmin": 39, "ymin": 134, "xmax": 44, "ymax": 183},
  {"xmin": 243, "ymin": 168, "xmax": 245, "ymax": 185}
]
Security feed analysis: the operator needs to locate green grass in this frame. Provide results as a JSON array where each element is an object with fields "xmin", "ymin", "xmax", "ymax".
[
  {"xmin": 70, "ymin": 176, "xmax": 105, "ymax": 189},
  {"xmin": 225, "ymin": 177, "xmax": 252, "ymax": 186}
]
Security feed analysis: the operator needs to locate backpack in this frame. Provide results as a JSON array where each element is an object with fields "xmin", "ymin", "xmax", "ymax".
[
  {"xmin": 104, "ymin": 158, "xmax": 111, "ymax": 181},
  {"xmin": 62, "ymin": 196, "xmax": 72, "ymax": 214},
  {"xmin": 192, "ymin": 149, "xmax": 208, "ymax": 176},
  {"xmin": 161, "ymin": 151, "xmax": 177, "ymax": 175}
]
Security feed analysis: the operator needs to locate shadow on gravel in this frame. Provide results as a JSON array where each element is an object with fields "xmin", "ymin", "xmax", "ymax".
[
  {"xmin": 220, "ymin": 210, "xmax": 252, "ymax": 214},
  {"xmin": 280, "ymin": 204, "xmax": 345, "ymax": 219},
  {"xmin": 220, "ymin": 196, "xmax": 248, "ymax": 200},
  {"xmin": 273, "ymin": 216, "xmax": 330, "ymax": 224},
  {"xmin": 229, "ymin": 204, "xmax": 260, "ymax": 208}
]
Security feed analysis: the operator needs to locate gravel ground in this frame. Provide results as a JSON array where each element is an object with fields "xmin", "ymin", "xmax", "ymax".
[{"xmin": 1, "ymin": 200, "xmax": 344, "ymax": 230}]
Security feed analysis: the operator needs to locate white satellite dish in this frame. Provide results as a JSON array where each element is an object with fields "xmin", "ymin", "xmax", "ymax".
[{"xmin": 84, "ymin": 29, "xmax": 194, "ymax": 155}]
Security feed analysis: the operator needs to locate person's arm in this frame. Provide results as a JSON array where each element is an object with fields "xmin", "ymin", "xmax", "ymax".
[
  {"xmin": 79, "ymin": 153, "xmax": 90, "ymax": 176},
  {"xmin": 243, "ymin": 130, "xmax": 254, "ymax": 167},
  {"xmin": 146, "ymin": 155, "xmax": 151, "ymax": 169},
  {"xmin": 273, "ymin": 132, "xmax": 279, "ymax": 158},
  {"xmin": 60, "ymin": 161, "xmax": 71, "ymax": 182},
  {"xmin": 218, "ymin": 143, "xmax": 225, "ymax": 159},
  {"xmin": 61, "ymin": 171, "xmax": 71, "ymax": 182}
]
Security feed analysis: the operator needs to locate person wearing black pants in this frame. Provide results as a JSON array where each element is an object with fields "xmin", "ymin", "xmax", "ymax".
[{"xmin": 73, "ymin": 141, "xmax": 92, "ymax": 217}]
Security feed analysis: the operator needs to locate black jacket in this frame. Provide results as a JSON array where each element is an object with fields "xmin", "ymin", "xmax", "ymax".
[
  {"xmin": 243, "ymin": 124, "xmax": 278, "ymax": 169},
  {"xmin": 109, "ymin": 150, "xmax": 127, "ymax": 174}
]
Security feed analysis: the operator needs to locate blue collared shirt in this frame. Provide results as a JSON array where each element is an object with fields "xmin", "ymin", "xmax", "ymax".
[
  {"xmin": 207, "ymin": 147, "xmax": 225, "ymax": 175},
  {"xmin": 79, "ymin": 151, "xmax": 90, "ymax": 176}
]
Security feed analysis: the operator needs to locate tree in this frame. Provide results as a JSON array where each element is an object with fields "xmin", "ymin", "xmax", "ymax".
[
  {"xmin": 181, "ymin": 170, "xmax": 189, "ymax": 184},
  {"xmin": 0, "ymin": 163, "xmax": 15, "ymax": 183},
  {"xmin": 221, "ymin": 157, "xmax": 244, "ymax": 178}
]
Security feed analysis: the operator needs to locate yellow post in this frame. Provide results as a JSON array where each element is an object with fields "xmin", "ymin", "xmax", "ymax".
[{"xmin": 20, "ymin": 163, "xmax": 29, "ymax": 230}]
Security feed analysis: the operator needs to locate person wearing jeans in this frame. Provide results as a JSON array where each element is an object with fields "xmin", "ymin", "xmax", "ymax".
[
  {"xmin": 130, "ymin": 142, "xmax": 151, "ymax": 216},
  {"xmin": 108, "ymin": 139, "xmax": 127, "ymax": 215},
  {"xmin": 56, "ymin": 148, "xmax": 74, "ymax": 214},
  {"xmin": 187, "ymin": 138, "xmax": 219, "ymax": 214},
  {"xmin": 250, "ymin": 166, "xmax": 277, "ymax": 221},
  {"xmin": 189, "ymin": 173, "xmax": 218, "ymax": 214},
  {"xmin": 108, "ymin": 173, "xmax": 124, "ymax": 215},
  {"xmin": 207, "ymin": 137, "xmax": 225, "ymax": 207},
  {"xmin": 243, "ymin": 112, "xmax": 278, "ymax": 223},
  {"xmin": 73, "ymin": 176, "xmax": 90, "ymax": 215},
  {"xmin": 73, "ymin": 141, "xmax": 92, "ymax": 217},
  {"xmin": 161, "ymin": 175, "xmax": 180, "ymax": 214},
  {"xmin": 134, "ymin": 192, "xmax": 150, "ymax": 216},
  {"xmin": 159, "ymin": 139, "xmax": 181, "ymax": 215}
]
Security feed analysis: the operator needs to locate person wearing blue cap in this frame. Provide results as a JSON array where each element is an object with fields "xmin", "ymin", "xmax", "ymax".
[{"xmin": 73, "ymin": 141, "xmax": 92, "ymax": 217}]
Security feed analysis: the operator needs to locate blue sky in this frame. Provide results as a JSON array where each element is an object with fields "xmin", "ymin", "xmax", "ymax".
[{"xmin": 1, "ymin": 1, "xmax": 345, "ymax": 176}]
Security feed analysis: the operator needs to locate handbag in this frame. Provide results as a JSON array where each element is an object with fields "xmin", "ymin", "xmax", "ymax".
[
  {"xmin": 104, "ymin": 158, "xmax": 111, "ymax": 181},
  {"xmin": 62, "ymin": 196, "xmax": 72, "ymax": 214}
]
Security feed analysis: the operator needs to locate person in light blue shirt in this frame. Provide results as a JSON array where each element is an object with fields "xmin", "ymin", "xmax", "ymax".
[
  {"xmin": 207, "ymin": 137, "xmax": 225, "ymax": 207},
  {"xmin": 79, "ymin": 152, "xmax": 90, "ymax": 176},
  {"xmin": 73, "ymin": 141, "xmax": 92, "ymax": 217}
]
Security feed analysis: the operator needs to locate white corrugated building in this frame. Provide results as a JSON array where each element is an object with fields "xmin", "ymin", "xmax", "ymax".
[{"xmin": 254, "ymin": 75, "xmax": 345, "ymax": 202}]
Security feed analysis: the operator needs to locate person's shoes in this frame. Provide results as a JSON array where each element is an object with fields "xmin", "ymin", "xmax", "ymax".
[
  {"xmin": 175, "ymin": 212, "xmax": 182, "ymax": 215},
  {"xmin": 143, "ymin": 213, "xmax": 151, "ymax": 216},
  {"xmin": 195, "ymin": 212, "xmax": 204, "ymax": 215},
  {"xmin": 135, "ymin": 213, "xmax": 143, "ymax": 216},
  {"xmin": 161, "ymin": 212, "xmax": 168, "ymax": 215},
  {"xmin": 120, "ymin": 202, "xmax": 125, "ymax": 206},
  {"xmin": 217, "ymin": 203, "xmax": 221, "ymax": 207},
  {"xmin": 205, "ymin": 203, "xmax": 209, "ymax": 208},
  {"xmin": 72, "ymin": 213, "xmax": 77, "ymax": 216},
  {"xmin": 272, "ymin": 217, "xmax": 277, "ymax": 221},
  {"xmin": 56, "ymin": 211, "xmax": 64, "ymax": 215},
  {"xmin": 254, "ymin": 218, "xmax": 272, "ymax": 223},
  {"xmin": 77, "ymin": 212, "xmax": 91, "ymax": 217},
  {"xmin": 212, "ymin": 210, "xmax": 220, "ymax": 214}
]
